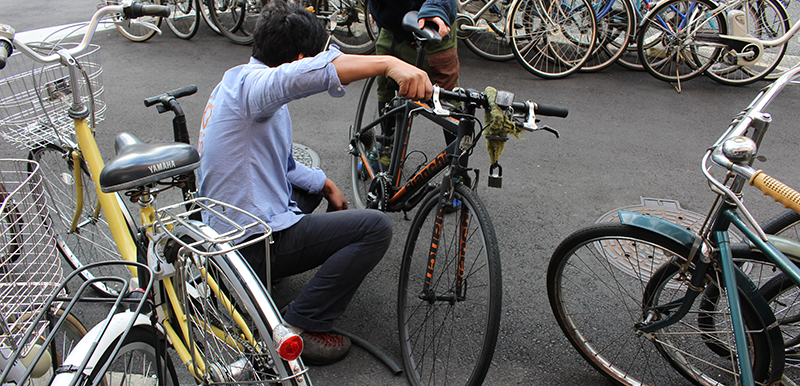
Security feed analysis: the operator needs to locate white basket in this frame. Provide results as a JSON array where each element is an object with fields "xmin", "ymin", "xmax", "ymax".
[
  {"xmin": 0, "ymin": 159, "xmax": 62, "ymax": 357},
  {"xmin": 0, "ymin": 43, "xmax": 105, "ymax": 151}
]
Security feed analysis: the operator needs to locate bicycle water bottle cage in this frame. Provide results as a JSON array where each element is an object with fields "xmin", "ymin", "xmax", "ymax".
[
  {"xmin": 402, "ymin": 11, "xmax": 442, "ymax": 44},
  {"xmin": 99, "ymin": 132, "xmax": 200, "ymax": 193}
]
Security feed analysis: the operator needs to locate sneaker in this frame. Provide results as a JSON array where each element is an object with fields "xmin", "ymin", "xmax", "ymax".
[{"xmin": 300, "ymin": 331, "xmax": 351, "ymax": 366}]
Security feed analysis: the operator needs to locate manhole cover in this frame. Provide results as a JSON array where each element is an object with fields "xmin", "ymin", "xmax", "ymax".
[
  {"xmin": 595, "ymin": 198, "xmax": 707, "ymax": 287},
  {"xmin": 292, "ymin": 143, "xmax": 320, "ymax": 169}
]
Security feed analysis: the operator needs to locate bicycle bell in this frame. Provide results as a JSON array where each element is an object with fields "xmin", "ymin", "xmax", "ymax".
[{"xmin": 721, "ymin": 136, "xmax": 757, "ymax": 164}]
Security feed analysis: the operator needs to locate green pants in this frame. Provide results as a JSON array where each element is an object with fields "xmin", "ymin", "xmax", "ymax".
[{"xmin": 375, "ymin": 27, "xmax": 460, "ymax": 103}]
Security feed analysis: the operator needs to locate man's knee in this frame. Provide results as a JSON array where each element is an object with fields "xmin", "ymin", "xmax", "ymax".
[{"xmin": 364, "ymin": 210, "xmax": 392, "ymax": 244}]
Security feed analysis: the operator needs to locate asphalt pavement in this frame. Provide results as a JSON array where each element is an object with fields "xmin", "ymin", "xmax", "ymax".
[{"xmin": 4, "ymin": 2, "xmax": 800, "ymax": 385}]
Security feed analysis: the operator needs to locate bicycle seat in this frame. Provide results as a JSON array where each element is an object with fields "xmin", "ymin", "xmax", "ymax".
[
  {"xmin": 99, "ymin": 132, "xmax": 200, "ymax": 193},
  {"xmin": 402, "ymin": 11, "xmax": 442, "ymax": 44}
]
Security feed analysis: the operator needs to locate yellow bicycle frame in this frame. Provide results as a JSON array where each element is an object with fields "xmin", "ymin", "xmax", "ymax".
[{"xmin": 71, "ymin": 117, "xmax": 260, "ymax": 382}]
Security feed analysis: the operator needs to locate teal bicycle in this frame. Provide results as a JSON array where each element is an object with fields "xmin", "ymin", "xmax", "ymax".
[{"xmin": 548, "ymin": 64, "xmax": 800, "ymax": 385}]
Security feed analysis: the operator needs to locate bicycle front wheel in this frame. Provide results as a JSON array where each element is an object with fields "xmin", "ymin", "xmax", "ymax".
[
  {"xmin": 208, "ymin": 0, "xmax": 258, "ymax": 45},
  {"xmin": 319, "ymin": 0, "xmax": 378, "ymax": 54},
  {"xmin": 165, "ymin": 0, "xmax": 200, "ymax": 39},
  {"xmin": 29, "ymin": 145, "xmax": 132, "ymax": 297},
  {"xmin": 510, "ymin": 0, "xmax": 597, "ymax": 79},
  {"xmin": 548, "ymin": 223, "xmax": 782, "ymax": 385},
  {"xmin": 580, "ymin": 0, "xmax": 634, "ymax": 72},
  {"xmin": 164, "ymin": 228, "xmax": 309, "ymax": 385},
  {"xmin": 196, "ymin": 0, "xmax": 222, "ymax": 34},
  {"xmin": 88, "ymin": 326, "xmax": 179, "ymax": 386},
  {"xmin": 636, "ymin": 0, "xmax": 726, "ymax": 83},
  {"xmin": 112, "ymin": 0, "xmax": 164, "ymax": 42},
  {"xmin": 398, "ymin": 184, "xmax": 501, "ymax": 386}
]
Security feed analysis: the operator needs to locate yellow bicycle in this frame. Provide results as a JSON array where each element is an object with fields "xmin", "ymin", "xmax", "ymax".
[{"xmin": 0, "ymin": 4, "xmax": 309, "ymax": 385}]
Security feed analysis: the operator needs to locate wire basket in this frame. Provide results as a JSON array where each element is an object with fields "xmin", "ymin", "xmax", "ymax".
[
  {"xmin": 0, "ymin": 43, "xmax": 105, "ymax": 151},
  {"xmin": 0, "ymin": 159, "xmax": 62, "ymax": 357}
]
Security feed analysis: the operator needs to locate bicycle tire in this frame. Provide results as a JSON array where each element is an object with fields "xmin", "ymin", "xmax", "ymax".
[
  {"xmin": 459, "ymin": 0, "xmax": 515, "ymax": 61},
  {"xmin": 319, "ymin": 0, "xmax": 378, "ymax": 54},
  {"xmin": 87, "ymin": 326, "xmax": 179, "ymax": 386},
  {"xmin": 207, "ymin": 0, "xmax": 257, "ymax": 45},
  {"xmin": 759, "ymin": 272, "xmax": 800, "ymax": 384},
  {"xmin": 196, "ymin": 0, "xmax": 222, "ymax": 34},
  {"xmin": 163, "ymin": 226, "xmax": 308, "ymax": 385},
  {"xmin": 350, "ymin": 76, "xmax": 389, "ymax": 210},
  {"xmin": 165, "ymin": 0, "xmax": 201, "ymax": 39},
  {"xmin": 29, "ymin": 144, "xmax": 133, "ymax": 298},
  {"xmin": 704, "ymin": 0, "xmax": 789, "ymax": 86},
  {"xmin": 111, "ymin": 0, "xmax": 164, "ymax": 42},
  {"xmin": 636, "ymin": 0, "xmax": 726, "ymax": 84},
  {"xmin": 547, "ymin": 222, "xmax": 783, "ymax": 386},
  {"xmin": 580, "ymin": 0, "xmax": 634, "ymax": 72},
  {"xmin": 510, "ymin": 0, "xmax": 597, "ymax": 79},
  {"xmin": 614, "ymin": 0, "xmax": 650, "ymax": 70},
  {"xmin": 397, "ymin": 184, "xmax": 501, "ymax": 386},
  {"xmin": 762, "ymin": 209, "xmax": 800, "ymax": 240}
]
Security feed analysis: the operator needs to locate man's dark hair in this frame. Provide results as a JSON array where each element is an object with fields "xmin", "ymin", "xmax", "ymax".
[{"xmin": 252, "ymin": 0, "xmax": 328, "ymax": 67}]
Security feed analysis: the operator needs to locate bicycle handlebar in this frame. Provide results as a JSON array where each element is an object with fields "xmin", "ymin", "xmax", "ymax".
[
  {"xmin": 0, "ymin": 3, "xmax": 169, "ymax": 69},
  {"xmin": 750, "ymin": 171, "xmax": 800, "ymax": 215},
  {"xmin": 435, "ymin": 87, "xmax": 569, "ymax": 118},
  {"xmin": 143, "ymin": 84, "xmax": 198, "ymax": 107}
]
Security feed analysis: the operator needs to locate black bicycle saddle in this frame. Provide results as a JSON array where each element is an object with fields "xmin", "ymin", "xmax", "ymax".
[
  {"xmin": 99, "ymin": 132, "xmax": 200, "ymax": 193},
  {"xmin": 402, "ymin": 11, "xmax": 442, "ymax": 44}
]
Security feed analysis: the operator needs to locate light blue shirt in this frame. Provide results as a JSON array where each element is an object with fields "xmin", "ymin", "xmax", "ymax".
[{"xmin": 197, "ymin": 48, "xmax": 345, "ymax": 238}]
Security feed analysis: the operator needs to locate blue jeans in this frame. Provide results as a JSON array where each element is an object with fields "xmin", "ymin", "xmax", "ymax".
[{"xmin": 239, "ymin": 190, "xmax": 392, "ymax": 332}]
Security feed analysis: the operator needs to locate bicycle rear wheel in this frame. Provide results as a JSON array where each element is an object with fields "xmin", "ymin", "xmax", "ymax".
[
  {"xmin": 208, "ymin": 0, "xmax": 258, "ymax": 45},
  {"xmin": 29, "ymin": 145, "xmax": 133, "ymax": 297},
  {"xmin": 636, "ymin": 0, "xmax": 726, "ymax": 84},
  {"xmin": 163, "ymin": 226, "xmax": 309, "ymax": 385},
  {"xmin": 165, "ymin": 0, "xmax": 201, "ymax": 39},
  {"xmin": 88, "ymin": 326, "xmax": 179, "ymax": 386},
  {"xmin": 110, "ymin": 0, "xmax": 164, "ymax": 42},
  {"xmin": 350, "ymin": 76, "xmax": 391, "ymax": 210},
  {"xmin": 547, "ymin": 223, "xmax": 783, "ymax": 385},
  {"xmin": 318, "ymin": 0, "xmax": 378, "ymax": 54},
  {"xmin": 459, "ymin": 0, "xmax": 515, "ymax": 61},
  {"xmin": 510, "ymin": 0, "xmax": 597, "ymax": 79},
  {"xmin": 398, "ymin": 184, "xmax": 501, "ymax": 386},
  {"xmin": 705, "ymin": 0, "xmax": 788, "ymax": 86}
]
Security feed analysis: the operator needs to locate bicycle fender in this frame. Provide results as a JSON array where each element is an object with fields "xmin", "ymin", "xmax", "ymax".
[
  {"xmin": 618, "ymin": 210, "xmax": 700, "ymax": 249},
  {"xmin": 754, "ymin": 235, "xmax": 800, "ymax": 262},
  {"xmin": 51, "ymin": 312, "xmax": 151, "ymax": 385}
]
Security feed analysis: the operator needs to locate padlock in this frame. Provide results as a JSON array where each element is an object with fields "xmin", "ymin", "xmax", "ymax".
[{"xmin": 488, "ymin": 162, "xmax": 502, "ymax": 188}]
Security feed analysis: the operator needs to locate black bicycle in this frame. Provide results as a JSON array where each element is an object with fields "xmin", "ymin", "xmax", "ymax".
[{"xmin": 347, "ymin": 14, "xmax": 569, "ymax": 386}]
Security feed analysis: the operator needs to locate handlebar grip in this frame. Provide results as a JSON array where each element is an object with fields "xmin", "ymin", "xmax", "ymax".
[
  {"xmin": 124, "ymin": 4, "xmax": 171, "ymax": 19},
  {"xmin": 0, "ymin": 39, "xmax": 12, "ymax": 70},
  {"xmin": 143, "ymin": 85, "xmax": 198, "ymax": 107},
  {"xmin": 533, "ymin": 103, "xmax": 569, "ymax": 118},
  {"xmin": 750, "ymin": 170, "xmax": 800, "ymax": 215}
]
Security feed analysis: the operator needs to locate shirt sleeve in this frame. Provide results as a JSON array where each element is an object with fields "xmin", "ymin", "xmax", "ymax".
[
  {"xmin": 246, "ymin": 48, "xmax": 346, "ymax": 120},
  {"xmin": 418, "ymin": 0, "xmax": 457, "ymax": 25},
  {"xmin": 286, "ymin": 154, "xmax": 327, "ymax": 193}
]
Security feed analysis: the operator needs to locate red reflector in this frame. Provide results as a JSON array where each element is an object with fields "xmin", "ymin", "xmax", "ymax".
[{"xmin": 278, "ymin": 335, "xmax": 303, "ymax": 361}]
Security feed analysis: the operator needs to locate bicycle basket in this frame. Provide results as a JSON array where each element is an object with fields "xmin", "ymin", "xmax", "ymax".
[
  {"xmin": 0, "ymin": 43, "xmax": 105, "ymax": 151},
  {"xmin": 0, "ymin": 159, "xmax": 62, "ymax": 357}
]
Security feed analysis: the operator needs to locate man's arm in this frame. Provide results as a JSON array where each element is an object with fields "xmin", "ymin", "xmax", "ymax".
[{"xmin": 332, "ymin": 54, "xmax": 433, "ymax": 101}]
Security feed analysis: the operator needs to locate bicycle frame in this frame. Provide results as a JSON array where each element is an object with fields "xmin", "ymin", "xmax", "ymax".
[{"xmin": 352, "ymin": 81, "xmax": 476, "ymax": 213}]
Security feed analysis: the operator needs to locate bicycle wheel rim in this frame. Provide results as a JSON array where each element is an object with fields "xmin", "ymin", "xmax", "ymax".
[
  {"xmin": 324, "ymin": 0, "xmax": 378, "ymax": 54},
  {"xmin": 398, "ymin": 184, "xmax": 501, "ymax": 386},
  {"xmin": 636, "ymin": 0, "xmax": 725, "ymax": 83},
  {"xmin": 510, "ymin": 0, "xmax": 597, "ymax": 79},
  {"xmin": 166, "ymin": 0, "xmax": 200, "ymax": 39}
]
